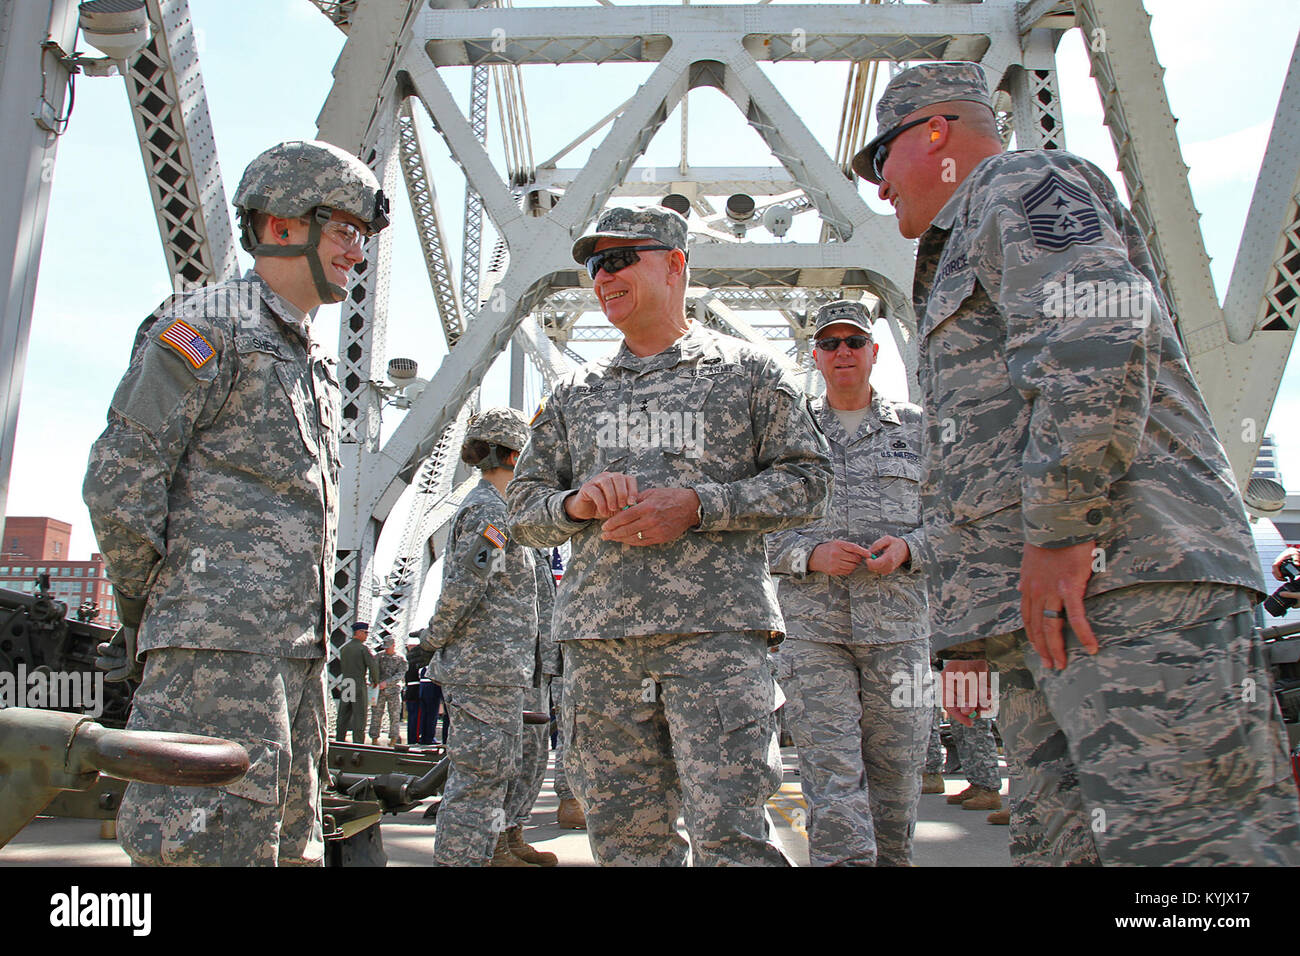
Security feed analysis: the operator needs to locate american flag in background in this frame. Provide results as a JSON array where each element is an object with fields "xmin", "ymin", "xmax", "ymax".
[{"xmin": 550, "ymin": 547, "xmax": 564, "ymax": 583}]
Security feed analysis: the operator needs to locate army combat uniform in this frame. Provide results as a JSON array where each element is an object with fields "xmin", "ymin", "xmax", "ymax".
[
  {"xmin": 424, "ymin": 479, "xmax": 537, "ymax": 866},
  {"xmin": 769, "ymin": 391, "xmax": 931, "ymax": 865},
  {"xmin": 878, "ymin": 63, "xmax": 1300, "ymax": 864},
  {"xmin": 509, "ymin": 318, "xmax": 831, "ymax": 866},
  {"xmin": 369, "ymin": 648, "xmax": 407, "ymax": 743},
  {"xmin": 83, "ymin": 271, "xmax": 339, "ymax": 866},
  {"xmin": 503, "ymin": 548, "xmax": 560, "ymax": 827}
]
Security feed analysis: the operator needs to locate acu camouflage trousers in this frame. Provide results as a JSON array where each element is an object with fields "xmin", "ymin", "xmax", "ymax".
[
  {"xmin": 563, "ymin": 631, "xmax": 788, "ymax": 866},
  {"xmin": 784, "ymin": 637, "xmax": 930, "ymax": 866},
  {"xmin": 433, "ymin": 683, "xmax": 524, "ymax": 866},
  {"xmin": 368, "ymin": 688, "xmax": 403, "ymax": 741},
  {"xmin": 505, "ymin": 681, "xmax": 550, "ymax": 826},
  {"xmin": 117, "ymin": 648, "xmax": 327, "ymax": 866},
  {"xmin": 549, "ymin": 674, "xmax": 574, "ymax": 802},
  {"xmin": 986, "ymin": 594, "xmax": 1300, "ymax": 865}
]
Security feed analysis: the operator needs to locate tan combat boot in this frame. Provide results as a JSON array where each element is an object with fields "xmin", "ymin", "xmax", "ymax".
[
  {"xmin": 921, "ymin": 773, "xmax": 945, "ymax": 794},
  {"xmin": 489, "ymin": 832, "xmax": 536, "ymax": 867},
  {"xmin": 987, "ymin": 808, "xmax": 1010, "ymax": 825},
  {"xmin": 556, "ymin": 797, "xmax": 587, "ymax": 829},
  {"xmin": 945, "ymin": 784, "xmax": 976, "ymax": 805},
  {"xmin": 960, "ymin": 786, "xmax": 1003, "ymax": 811},
  {"xmin": 508, "ymin": 827, "xmax": 558, "ymax": 866}
]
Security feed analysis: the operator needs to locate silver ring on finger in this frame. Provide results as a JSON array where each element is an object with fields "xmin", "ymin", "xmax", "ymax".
[
  {"xmin": 1042, "ymin": 608, "xmax": 1064, "ymax": 619},
  {"xmin": 637, "ymin": 531, "xmax": 644, "ymax": 540}
]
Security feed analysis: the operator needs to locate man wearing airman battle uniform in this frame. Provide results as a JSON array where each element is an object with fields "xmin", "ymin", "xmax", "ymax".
[{"xmin": 858, "ymin": 61, "xmax": 1300, "ymax": 864}]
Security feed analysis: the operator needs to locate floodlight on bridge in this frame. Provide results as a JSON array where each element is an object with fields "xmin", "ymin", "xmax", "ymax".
[
  {"xmin": 78, "ymin": 0, "xmax": 151, "ymax": 62},
  {"xmin": 661, "ymin": 194, "xmax": 692, "ymax": 217}
]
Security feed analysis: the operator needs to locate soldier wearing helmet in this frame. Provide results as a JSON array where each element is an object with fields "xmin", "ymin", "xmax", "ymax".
[
  {"xmin": 418, "ymin": 407, "xmax": 552, "ymax": 866},
  {"xmin": 83, "ymin": 140, "xmax": 388, "ymax": 867}
]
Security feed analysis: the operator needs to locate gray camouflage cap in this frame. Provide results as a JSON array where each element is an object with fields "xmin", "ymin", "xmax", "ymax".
[
  {"xmin": 813, "ymin": 300, "xmax": 873, "ymax": 338},
  {"xmin": 572, "ymin": 206, "xmax": 689, "ymax": 265},
  {"xmin": 852, "ymin": 61, "xmax": 992, "ymax": 184},
  {"xmin": 466, "ymin": 406, "xmax": 531, "ymax": 452},
  {"xmin": 233, "ymin": 140, "xmax": 390, "ymax": 239}
]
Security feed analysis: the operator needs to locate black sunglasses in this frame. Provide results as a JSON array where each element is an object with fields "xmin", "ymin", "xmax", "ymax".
[
  {"xmin": 585, "ymin": 244, "xmax": 675, "ymax": 280},
  {"xmin": 815, "ymin": 335, "xmax": 872, "ymax": 351},
  {"xmin": 873, "ymin": 114, "xmax": 960, "ymax": 181}
]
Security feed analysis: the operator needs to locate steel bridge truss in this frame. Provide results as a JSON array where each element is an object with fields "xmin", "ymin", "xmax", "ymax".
[{"xmin": 8, "ymin": 1, "xmax": 1294, "ymax": 677}]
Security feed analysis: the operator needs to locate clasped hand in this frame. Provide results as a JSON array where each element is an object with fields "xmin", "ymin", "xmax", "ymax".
[{"xmin": 565, "ymin": 471, "xmax": 700, "ymax": 546}]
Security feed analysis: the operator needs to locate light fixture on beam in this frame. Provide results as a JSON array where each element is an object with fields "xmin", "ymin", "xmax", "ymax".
[{"xmin": 661, "ymin": 194, "xmax": 691, "ymax": 217}]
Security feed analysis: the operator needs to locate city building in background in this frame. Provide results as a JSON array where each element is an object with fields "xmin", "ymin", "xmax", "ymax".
[{"xmin": 0, "ymin": 516, "xmax": 118, "ymax": 627}]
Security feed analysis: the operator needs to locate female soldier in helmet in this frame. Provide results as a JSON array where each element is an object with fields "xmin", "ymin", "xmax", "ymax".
[{"xmin": 419, "ymin": 407, "xmax": 548, "ymax": 866}]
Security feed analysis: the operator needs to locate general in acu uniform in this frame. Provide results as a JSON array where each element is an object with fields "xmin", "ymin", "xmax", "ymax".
[
  {"xmin": 421, "ymin": 408, "xmax": 541, "ymax": 867},
  {"xmin": 769, "ymin": 300, "xmax": 931, "ymax": 866},
  {"xmin": 856, "ymin": 61, "xmax": 1300, "ymax": 864},
  {"xmin": 369, "ymin": 636, "xmax": 408, "ymax": 745},
  {"xmin": 508, "ymin": 206, "xmax": 831, "ymax": 866},
  {"xmin": 83, "ymin": 140, "xmax": 390, "ymax": 866}
]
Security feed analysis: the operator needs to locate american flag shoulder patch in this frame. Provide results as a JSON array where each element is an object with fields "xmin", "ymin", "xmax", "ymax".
[
  {"xmin": 483, "ymin": 524, "xmax": 508, "ymax": 549},
  {"xmin": 529, "ymin": 398, "xmax": 547, "ymax": 426},
  {"xmin": 159, "ymin": 319, "xmax": 216, "ymax": 370}
]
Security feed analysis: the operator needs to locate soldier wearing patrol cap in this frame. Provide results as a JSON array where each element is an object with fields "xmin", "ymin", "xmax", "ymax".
[
  {"xmin": 82, "ymin": 139, "xmax": 388, "ymax": 866},
  {"xmin": 368, "ymin": 634, "xmax": 407, "ymax": 746},
  {"xmin": 857, "ymin": 61, "xmax": 1300, "ymax": 863},
  {"xmin": 768, "ymin": 299, "xmax": 932, "ymax": 866},
  {"xmin": 508, "ymin": 205, "xmax": 832, "ymax": 866},
  {"xmin": 420, "ymin": 407, "xmax": 549, "ymax": 866}
]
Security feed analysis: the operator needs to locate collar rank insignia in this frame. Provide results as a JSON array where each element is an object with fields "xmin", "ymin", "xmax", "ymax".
[
  {"xmin": 159, "ymin": 319, "xmax": 215, "ymax": 370},
  {"xmin": 483, "ymin": 524, "xmax": 508, "ymax": 549},
  {"xmin": 1020, "ymin": 170, "xmax": 1102, "ymax": 251}
]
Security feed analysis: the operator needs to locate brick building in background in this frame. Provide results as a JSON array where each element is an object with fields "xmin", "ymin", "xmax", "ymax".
[{"xmin": 1, "ymin": 516, "xmax": 119, "ymax": 627}]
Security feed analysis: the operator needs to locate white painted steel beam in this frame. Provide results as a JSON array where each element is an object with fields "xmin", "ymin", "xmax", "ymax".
[
  {"xmin": 125, "ymin": 0, "xmax": 237, "ymax": 286},
  {"xmin": 397, "ymin": 97, "xmax": 464, "ymax": 348},
  {"xmin": 514, "ymin": 316, "xmax": 579, "ymax": 392},
  {"xmin": 0, "ymin": 0, "xmax": 79, "ymax": 530},
  {"xmin": 1074, "ymin": 0, "xmax": 1223, "ymax": 360},
  {"xmin": 1206, "ymin": 35, "xmax": 1300, "ymax": 484},
  {"xmin": 420, "ymin": 2, "xmax": 1007, "ymax": 66},
  {"xmin": 537, "ymin": 166, "xmax": 799, "ymax": 196},
  {"xmin": 692, "ymin": 294, "xmax": 801, "ymax": 375}
]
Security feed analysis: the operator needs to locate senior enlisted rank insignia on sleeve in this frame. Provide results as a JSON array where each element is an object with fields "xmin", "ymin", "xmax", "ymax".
[
  {"xmin": 158, "ymin": 319, "xmax": 215, "ymax": 370},
  {"xmin": 1020, "ymin": 170, "xmax": 1102, "ymax": 250}
]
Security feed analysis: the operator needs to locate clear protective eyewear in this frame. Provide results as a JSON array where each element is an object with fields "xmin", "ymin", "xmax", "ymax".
[{"xmin": 321, "ymin": 218, "xmax": 366, "ymax": 251}]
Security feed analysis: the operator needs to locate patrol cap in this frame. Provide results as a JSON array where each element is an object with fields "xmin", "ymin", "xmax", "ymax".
[
  {"xmin": 572, "ymin": 206, "xmax": 688, "ymax": 265},
  {"xmin": 382, "ymin": 636, "xmax": 396, "ymax": 649},
  {"xmin": 352, "ymin": 621, "xmax": 370, "ymax": 632},
  {"xmin": 852, "ymin": 61, "xmax": 992, "ymax": 184},
  {"xmin": 813, "ymin": 300, "xmax": 873, "ymax": 338},
  {"xmin": 466, "ymin": 407, "xmax": 531, "ymax": 452}
]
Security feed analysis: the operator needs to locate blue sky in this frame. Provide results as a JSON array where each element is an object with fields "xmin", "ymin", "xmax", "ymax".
[{"xmin": 9, "ymin": 0, "xmax": 1300, "ymax": 596}]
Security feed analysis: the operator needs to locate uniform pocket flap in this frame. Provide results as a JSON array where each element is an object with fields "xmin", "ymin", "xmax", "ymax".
[{"xmin": 220, "ymin": 737, "xmax": 282, "ymax": 806}]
